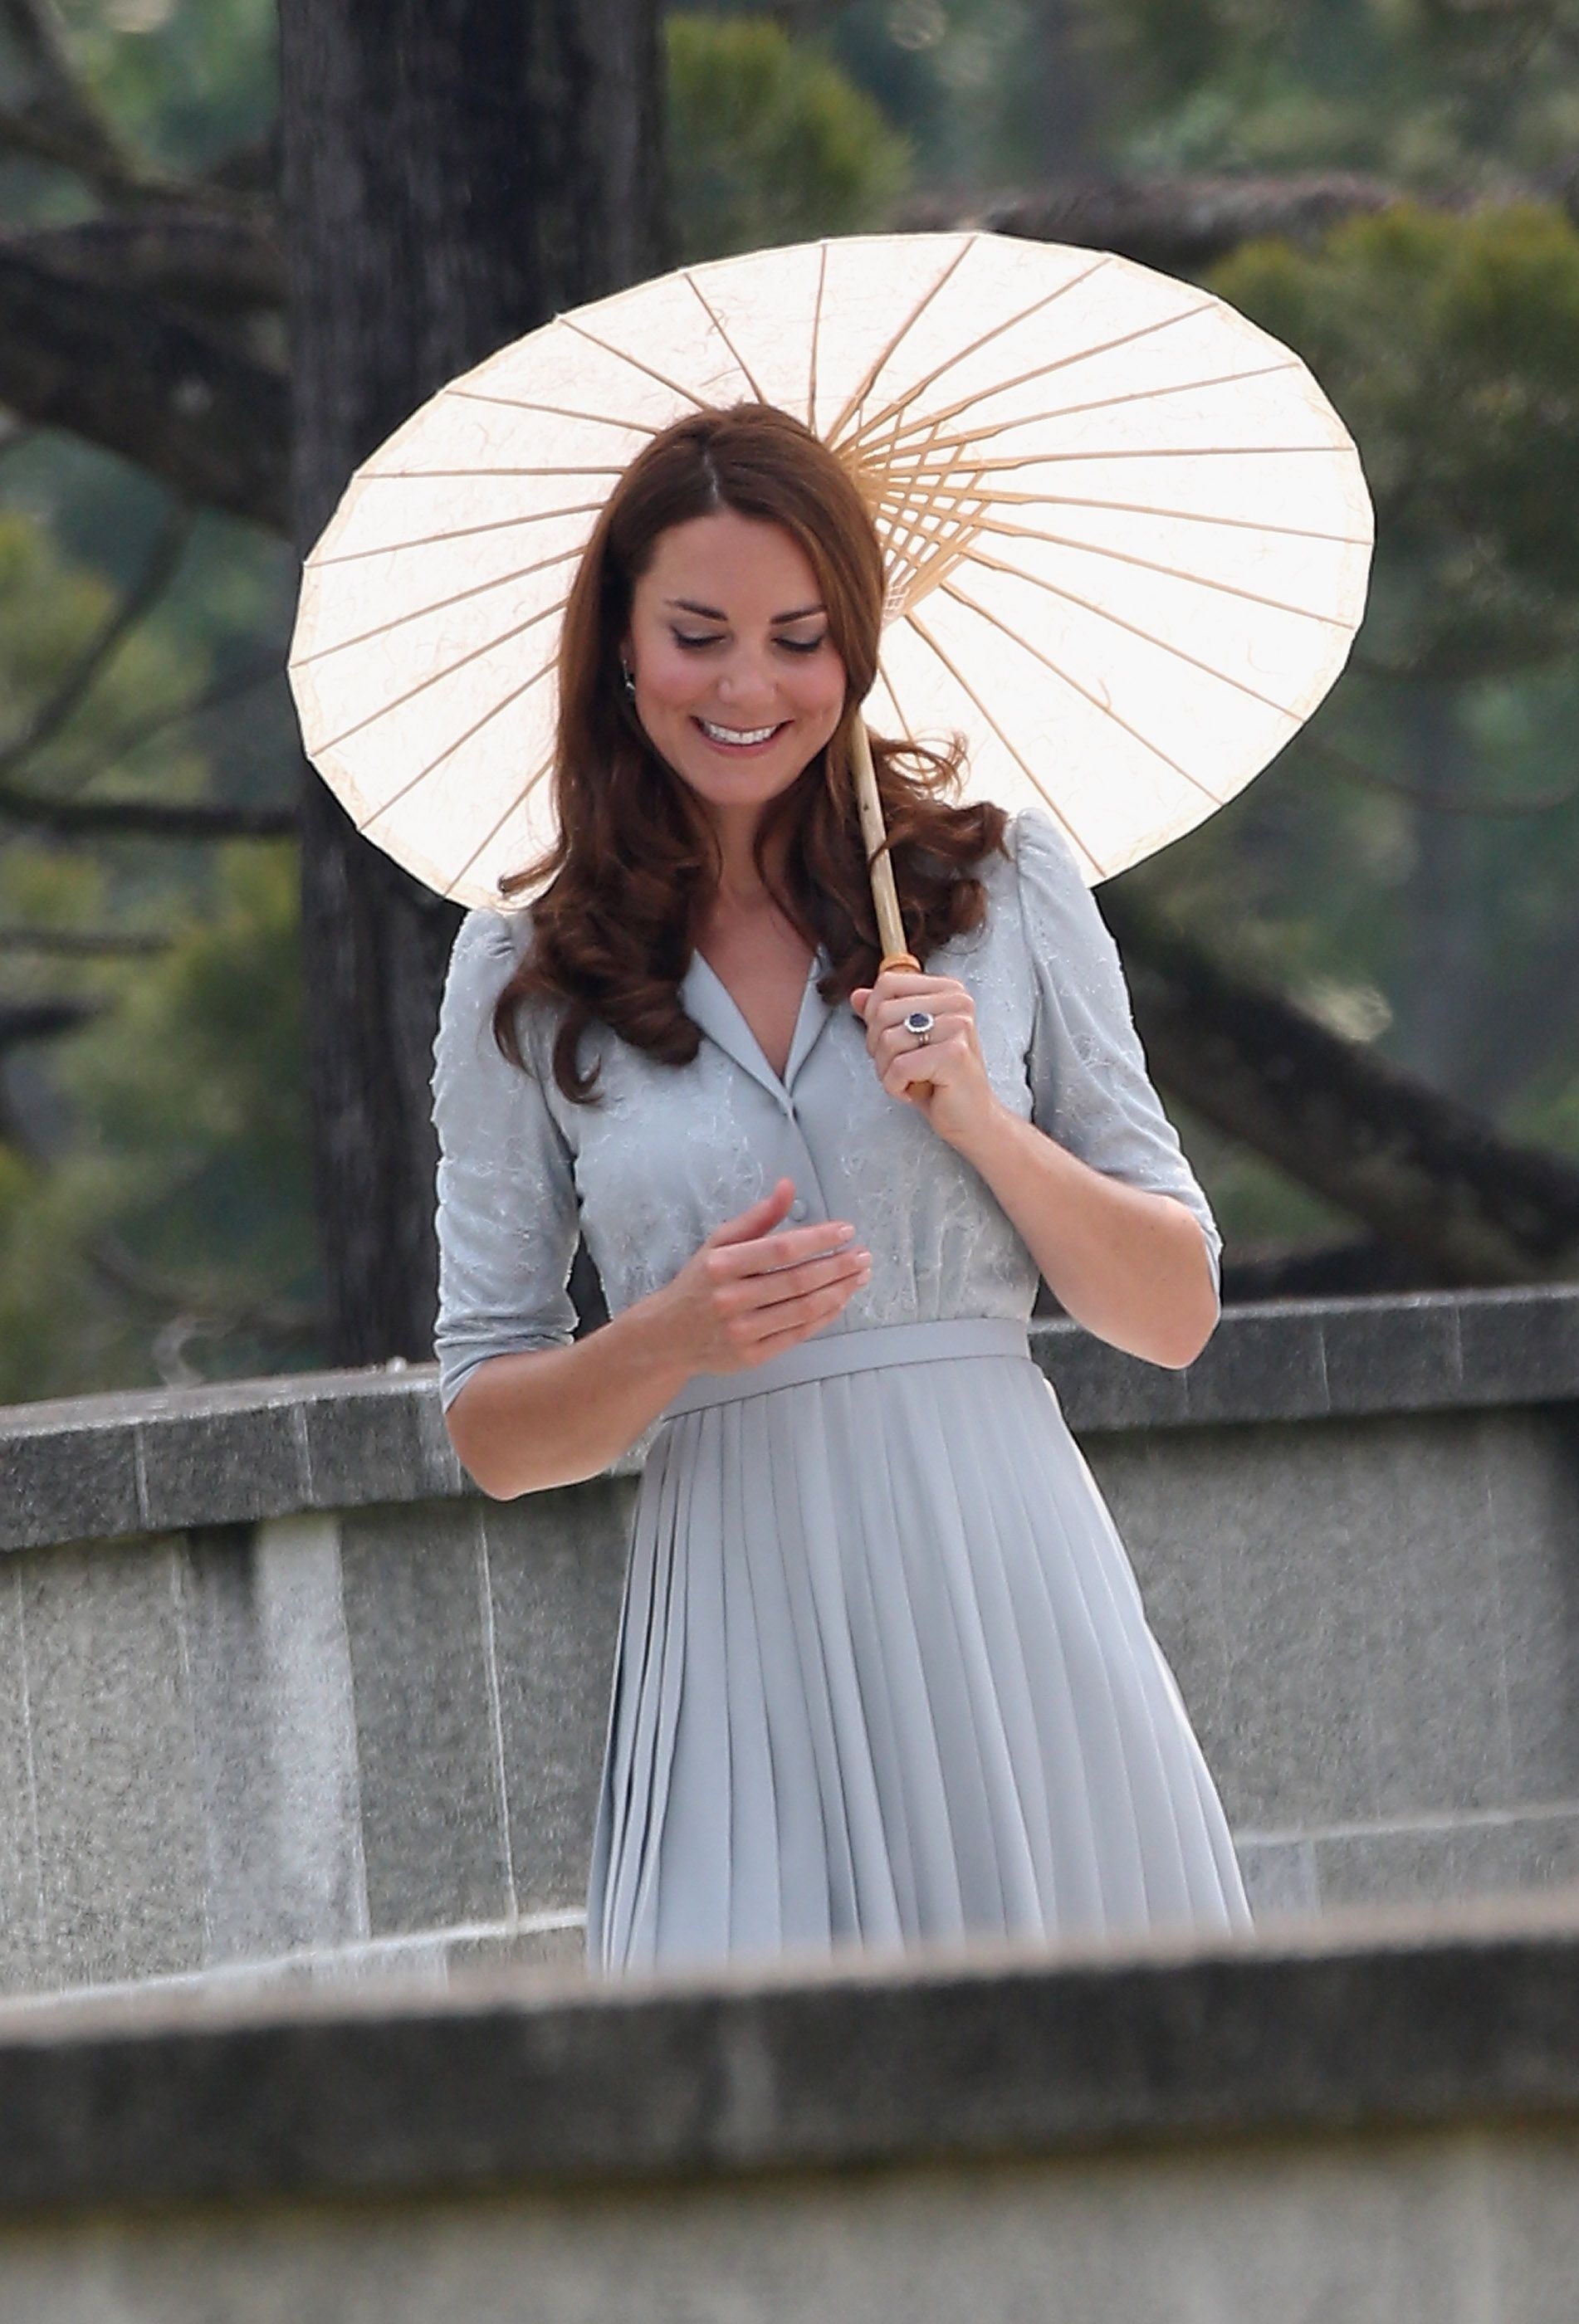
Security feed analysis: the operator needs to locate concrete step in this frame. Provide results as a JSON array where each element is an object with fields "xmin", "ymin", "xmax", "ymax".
[{"xmin": 1, "ymin": 1891, "xmax": 1577, "ymax": 2320}]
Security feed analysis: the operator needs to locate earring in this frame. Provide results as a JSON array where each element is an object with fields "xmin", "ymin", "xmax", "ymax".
[{"xmin": 620, "ymin": 660, "xmax": 637, "ymax": 699}]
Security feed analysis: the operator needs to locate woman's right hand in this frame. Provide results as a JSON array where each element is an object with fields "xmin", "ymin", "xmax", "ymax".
[
  {"xmin": 447, "ymin": 1179, "xmax": 869, "ymax": 1497},
  {"xmin": 658, "ymin": 1177, "xmax": 870, "ymax": 1376}
]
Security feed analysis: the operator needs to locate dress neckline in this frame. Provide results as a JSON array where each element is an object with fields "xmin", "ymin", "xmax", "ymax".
[{"xmin": 686, "ymin": 945, "xmax": 831, "ymax": 1101}]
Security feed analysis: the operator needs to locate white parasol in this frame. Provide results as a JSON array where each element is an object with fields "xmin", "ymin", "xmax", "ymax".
[{"xmin": 287, "ymin": 229, "xmax": 1373, "ymax": 945}]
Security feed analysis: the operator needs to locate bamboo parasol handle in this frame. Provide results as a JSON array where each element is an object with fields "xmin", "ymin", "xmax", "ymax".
[
  {"xmin": 850, "ymin": 706, "xmax": 936, "ymax": 1094},
  {"xmin": 850, "ymin": 711, "xmax": 921, "ymax": 977}
]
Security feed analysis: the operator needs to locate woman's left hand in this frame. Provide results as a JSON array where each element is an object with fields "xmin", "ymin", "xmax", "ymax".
[{"xmin": 850, "ymin": 969, "xmax": 998, "ymax": 1153}]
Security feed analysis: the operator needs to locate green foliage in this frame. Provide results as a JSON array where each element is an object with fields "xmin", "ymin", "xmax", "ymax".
[
  {"xmin": 0, "ymin": 1143, "xmax": 99, "ymax": 1399},
  {"xmin": 1117, "ymin": 203, "xmax": 1579, "ymax": 1185},
  {"xmin": 1071, "ymin": 0, "xmax": 1579, "ymax": 177},
  {"xmin": 52, "ymin": 0, "xmax": 277, "ymax": 172},
  {"xmin": 667, "ymin": 14, "xmax": 912, "ymax": 261},
  {"xmin": 59, "ymin": 844, "xmax": 310, "ymax": 1287},
  {"xmin": 0, "ymin": 508, "xmax": 209, "ymax": 804},
  {"xmin": 0, "ymin": 480, "xmax": 314, "ymax": 1399},
  {"xmin": 0, "ymin": 843, "xmax": 320, "ymax": 1404},
  {"xmin": 1211, "ymin": 201, "xmax": 1579, "ymax": 679}
]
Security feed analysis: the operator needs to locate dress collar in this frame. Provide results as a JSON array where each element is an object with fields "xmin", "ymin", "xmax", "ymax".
[{"xmin": 680, "ymin": 945, "xmax": 833, "ymax": 1106}]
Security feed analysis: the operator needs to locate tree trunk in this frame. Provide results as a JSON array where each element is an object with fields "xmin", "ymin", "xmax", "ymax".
[{"xmin": 277, "ymin": 0, "xmax": 666, "ymax": 1362}]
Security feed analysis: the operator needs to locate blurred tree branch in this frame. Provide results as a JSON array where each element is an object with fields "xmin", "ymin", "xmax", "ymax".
[
  {"xmin": 40, "ymin": 646, "xmax": 288, "ymax": 795},
  {"xmin": 0, "ymin": 996, "xmax": 96, "ymax": 1047},
  {"xmin": 1454, "ymin": 911, "xmax": 1579, "ymax": 1114},
  {"xmin": 87, "ymin": 1230, "xmax": 320, "ymax": 1334},
  {"xmin": 1306, "ymin": 731, "xmax": 1579, "ymax": 816},
  {"xmin": 7, "ymin": 168, "xmax": 1568, "ymax": 348},
  {"xmin": 86, "ymin": 1233, "xmax": 324, "ymax": 1389},
  {"xmin": 0, "ymin": 237, "xmax": 287, "ymax": 525},
  {"xmin": 5, "ymin": 209, "xmax": 285, "ymax": 311},
  {"xmin": 0, "ymin": 926, "xmax": 171, "ymax": 954},
  {"xmin": 0, "ymin": 779, "xmax": 294, "ymax": 837},
  {"xmin": 1110, "ymin": 892, "xmax": 1579, "ymax": 1284},
  {"xmin": 0, "ymin": 0, "xmax": 161, "ymax": 199},
  {"xmin": 915, "ymin": 166, "xmax": 1579, "ymax": 273},
  {"xmin": 0, "ymin": 0, "xmax": 258, "ymax": 214},
  {"xmin": 0, "ymin": 497, "xmax": 294, "ymax": 838},
  {"xmin": 0, "ymin": 500, "xmax": 195, "ymax": 776}
]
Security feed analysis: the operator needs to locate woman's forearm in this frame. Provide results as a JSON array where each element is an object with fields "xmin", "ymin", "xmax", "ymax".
[
  {"xmin": 445, "ymin": 1286, "xmax": 694, "ymax": 1497},
  {"xmin": 951, "ymin": 1100, "xmax": 1220, "ymax": 1369},
  {"xmin": 443, "ymin": 1181, "xmax": 873, "ymax": 1497}
]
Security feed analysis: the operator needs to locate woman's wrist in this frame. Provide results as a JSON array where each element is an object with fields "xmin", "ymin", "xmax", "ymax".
[
  {"xmin": 607, "ymin": 1277, "xmax": 704, "ymax": 1402},
  {"xmin": 940, "ymin": 1088, "xmax": 1029, "ymax": 1177}
]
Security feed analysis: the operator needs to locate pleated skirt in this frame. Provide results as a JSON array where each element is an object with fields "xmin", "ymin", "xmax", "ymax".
[{"xmin": 585, "ymin": 1318, "xmax": 1252, "ymax": 1975}]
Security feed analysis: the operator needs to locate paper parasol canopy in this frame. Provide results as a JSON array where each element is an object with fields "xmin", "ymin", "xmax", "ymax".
[{"xmin": 286, "ymin": 230, "xmax": 1374, "ymax": 910}]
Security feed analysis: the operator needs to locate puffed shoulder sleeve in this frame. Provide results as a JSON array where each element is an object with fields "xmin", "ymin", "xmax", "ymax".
[
  {"xmin": 1012, "ymin": 808, "xmax": 1224, "ymax": 1304},
  {"xmin": 431, "ymin": 908, "xmax": 579, "ymax": 1413}
]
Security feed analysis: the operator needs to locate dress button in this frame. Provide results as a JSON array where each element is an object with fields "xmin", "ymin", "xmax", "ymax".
[{"xmin": 789, "ymin": 1197, "xmax": 807, "ymax": 1221}]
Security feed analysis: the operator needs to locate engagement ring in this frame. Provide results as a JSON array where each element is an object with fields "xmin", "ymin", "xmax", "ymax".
[{"xmin": 903, "ymin": 1008, "xmax": 935, "ymax": 1047}]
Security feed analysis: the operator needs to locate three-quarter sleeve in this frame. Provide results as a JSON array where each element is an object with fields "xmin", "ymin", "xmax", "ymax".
[
  {"xmin": 1013, "ymin": 808, "xmax": 1224, "ymax": 1305},
  {"xmin": 431, "ymin": 907, "xmax": 580, "ymax": 1413}
]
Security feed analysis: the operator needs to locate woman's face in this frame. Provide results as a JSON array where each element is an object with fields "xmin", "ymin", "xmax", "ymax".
[{"xmin": 623, "ymin": 509, "xmax": 848, "ymax": 826}]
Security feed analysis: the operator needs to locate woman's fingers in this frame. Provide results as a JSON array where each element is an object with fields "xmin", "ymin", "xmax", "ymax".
[
  {"xmin": 750, "ymin": 1279, "xmax": 868, "ymax": 1360},
  {"xmin": 720, "ymin": 1243, "xmax": 869, "ymax": 1317},
  {"xmin": 867, "ymin": 985, "xmax": 973, "ymax": 1031},
  {"xmin": 853, "ymin": 971, "xmax": 986, "ymax": 1125},
  {"xmin": 871, "ymin": 1009, "xmax": 969, "ymax": 1067},
  {"xmin": 882, "ymin": 1042, "xmax": 967, "ymax": 1101},
  {"xmin": 675, "ymin": 1186, "xmax": 868, "ymax": 1377},
  {"xmin": 740, "ymin": 1262, "xmax": 870, "ymax": 1356},
  {"xmin": 853, "ymin": 974, "xmax": 975, "ymax": 1060},
  {"xmin": 704, "ymin": 1217, "xmax": 856, "ymax": 1284},
  {"xmin": 708, "ymin": 1177, "xmax": 796, "ymax": 1247},
  {"xmin": 854, "ymin": 970, "xmax": 970, "ymax": 1008}
]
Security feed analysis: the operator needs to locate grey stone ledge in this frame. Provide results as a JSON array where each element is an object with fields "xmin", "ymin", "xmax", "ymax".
[
  {"xmin": 3, "ymin": 1283, "xmax": 1578, "ymax": 1552},
  {"xmin": 0, "ymin": 1365, "xmax": 472, "ymax": 1554},
  {"xmin": 4, "ymin": 1889, "xmax": 1579, "ymax": 2219}
]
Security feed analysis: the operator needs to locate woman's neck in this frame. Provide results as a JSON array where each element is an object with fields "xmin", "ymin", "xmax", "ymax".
[{"xmin": 706, "ymin": 804, "xmax": 789, "ymax": 920}]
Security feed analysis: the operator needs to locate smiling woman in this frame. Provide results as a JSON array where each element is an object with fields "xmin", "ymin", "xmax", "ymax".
[{"xmin": 433, "ymin": 402, "xmax": 1249, "ymax": 1977}]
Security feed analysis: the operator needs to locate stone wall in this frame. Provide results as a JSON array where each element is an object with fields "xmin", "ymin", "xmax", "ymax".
[
  {"xmin": 1, "ymin": 1893, "xmax": 1578, "ymax": 2321},
  {"xmin": 2, "ymin": 1283, "xmax": 1578, "ymax": 2001}
]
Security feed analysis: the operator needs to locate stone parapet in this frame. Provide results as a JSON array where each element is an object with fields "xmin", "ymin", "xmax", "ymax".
[
  {"xmin": 2, "ymin": 1286, "xmax": 1578, "ymax": 2004},
  {"xmin": 6, "ymin": 1282, "xmax": 1579, "ymax": 1553},
  {"xmin": 0, "ymin": 1890, "xmax": 1577, "ymax": 2211},
  {"xmin": 1, "ymin": 1895, "xmax": 1579, "ymax": 2322}
]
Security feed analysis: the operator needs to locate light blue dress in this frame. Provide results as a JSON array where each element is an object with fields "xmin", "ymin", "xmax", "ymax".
[{"xmin": 432, "ymin": 808, "xmax": 1252, "ymax": 1974}]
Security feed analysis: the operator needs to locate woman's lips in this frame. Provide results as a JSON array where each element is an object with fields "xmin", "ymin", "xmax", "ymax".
[{"xmin": 691, "ymin": 715, "xmax": 790, "ymax": 756}]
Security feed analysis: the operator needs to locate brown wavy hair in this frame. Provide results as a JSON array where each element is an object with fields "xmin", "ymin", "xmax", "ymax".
[{"xmin": 493, "ymin": 400, "xmax": 1006, "ymax": 1100}]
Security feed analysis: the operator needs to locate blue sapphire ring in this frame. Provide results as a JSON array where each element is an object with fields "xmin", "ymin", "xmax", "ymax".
[{"xmin": 903, "ymin": 1008, "xmax": 935, "ymax": 1047}]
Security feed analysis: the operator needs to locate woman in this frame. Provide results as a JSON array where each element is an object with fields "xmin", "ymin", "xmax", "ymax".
[{"xmin": 433, "ymin": 401, "xmax": 1252, "ymax": 1975}]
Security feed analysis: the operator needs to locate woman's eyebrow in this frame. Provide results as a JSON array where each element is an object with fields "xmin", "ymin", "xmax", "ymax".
[{"xmin": 663, "ymin": 598, "xmax": 825, "ymax": 623}]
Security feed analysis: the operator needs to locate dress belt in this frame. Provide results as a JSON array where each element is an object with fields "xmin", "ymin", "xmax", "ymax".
[{"xmin": 658, "ymin": 1314, "xmax": 1033, "ymax": 1420}]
